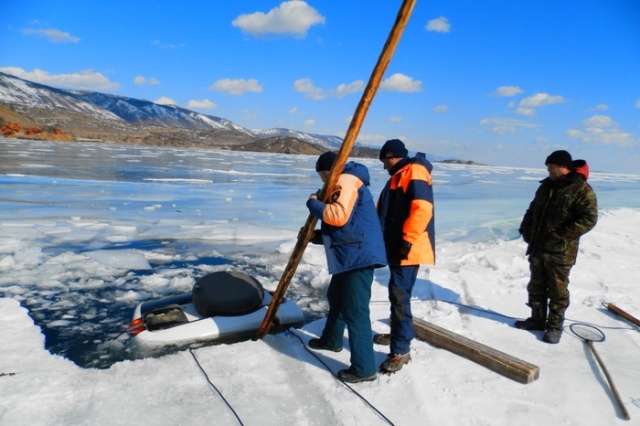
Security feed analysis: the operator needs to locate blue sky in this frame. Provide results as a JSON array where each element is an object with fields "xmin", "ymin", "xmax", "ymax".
[{"xmin": 1, "ymin": 1, "xmax": 639, "ymax": 173}]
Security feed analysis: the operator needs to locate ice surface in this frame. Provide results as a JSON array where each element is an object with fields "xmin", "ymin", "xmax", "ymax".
[{"xmin": 1, "ymin": 139, "xmax": 639, "ymax": 425}]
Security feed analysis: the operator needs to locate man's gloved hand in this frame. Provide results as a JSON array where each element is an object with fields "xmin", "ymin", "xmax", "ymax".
[
  {"xmin": 398, "ymin": 240, "xmax": 412, "ymax": 260},
  {"xmin": 308, "ymin": 189, "xmax": 321, "ymax": 201},
  {"xmin": 299, "ymin": 228, "xmax": 323, "ymax": 245},
  {"xmin": 310, "ymin": 229, "xmax": 323, "ymax": 245}
]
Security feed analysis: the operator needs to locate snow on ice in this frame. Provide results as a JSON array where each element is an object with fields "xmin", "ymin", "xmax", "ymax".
[{"xmin": 1, "ymin": 140, "xmax": 639, "ymax": 425}]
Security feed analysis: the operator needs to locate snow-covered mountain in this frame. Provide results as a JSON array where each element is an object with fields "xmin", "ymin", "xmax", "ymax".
[
  {"xmin": 74, "ymin": 91, "xmax": 253, "ymax": 134},
  {"xmin": 0, "ymin": 72, "xmax": 122, "ymax": 123},
  {"xmin": 250, "ymin": 128, "xmax": 344, "ymax": 150},
  {"xmin": 0, "ymin": 71, "xmax": 346, "ymax": 151}
]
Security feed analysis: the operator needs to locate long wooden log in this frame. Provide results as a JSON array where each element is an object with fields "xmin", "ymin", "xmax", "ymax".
[
  {"xmin": 255, "ymin": 0, "xmax": 417, "ymax": 339},
  {"xmin": 606, "ymin": 303, "xmax": 640, "ymax": 327},
  {"xmin": 413, "ymin": 318, "xmax": 540, "ymax": 384}
]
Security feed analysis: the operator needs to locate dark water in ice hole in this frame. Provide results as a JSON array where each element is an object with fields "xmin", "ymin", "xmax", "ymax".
[{"xmin": 18, "ymin": 239, "xmax": 325, "ymax": 370}]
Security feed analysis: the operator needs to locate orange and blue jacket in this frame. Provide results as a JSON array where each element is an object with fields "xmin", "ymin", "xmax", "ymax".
[{"xmin": 377, "ymin": 153, "xmax": 435, "ymax": 266}]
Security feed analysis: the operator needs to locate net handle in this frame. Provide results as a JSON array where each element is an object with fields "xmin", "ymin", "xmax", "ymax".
[{"xmin": 570, "ymin": 323, "xmax": 630, "ymax": 420}]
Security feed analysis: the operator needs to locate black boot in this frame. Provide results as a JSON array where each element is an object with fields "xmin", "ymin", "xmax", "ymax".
[
  {"xmin": 514, "ymin": 303, "xmax": 547, "ymax": 330},
  {"xmin": 543, "ymin": 310, "xmax": 564, "ymax": 344},
  {"xmin": 542, "ymin": 329, "xmax": 562, "ymax": 344},
  {"xmin": 308, "ymin": 338, "xmax": 342, "ymax": 352}
]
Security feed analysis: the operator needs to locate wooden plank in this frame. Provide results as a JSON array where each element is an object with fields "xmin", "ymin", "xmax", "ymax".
[
  {"xmin": 413, "ymin": 317, "xmax": 540, "ymax": 384},
  {"xmin": 606, "ymin": 302, "xmax": 640, "ymax": 327}
]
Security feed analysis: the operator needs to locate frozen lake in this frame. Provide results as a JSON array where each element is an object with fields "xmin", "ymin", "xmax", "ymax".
[{"xmin": 1, "ymin": 139, "xmax": 639, "ymax": 368}]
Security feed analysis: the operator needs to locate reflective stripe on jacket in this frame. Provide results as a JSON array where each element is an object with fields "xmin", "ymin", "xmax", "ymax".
[{"xmin": 377, "ymin": 153, "xmax": 435, "ymax": 266}]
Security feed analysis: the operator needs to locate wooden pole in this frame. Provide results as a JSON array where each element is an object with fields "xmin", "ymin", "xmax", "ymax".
[
  {"xmin": 413, "ymin": 318, "xmax": 540, "ymax": 384},
  {"xmin": 255, "ymin": 0, "xmax": 417, "ymax": 339},
  {"xmin": 606, "ymin": 303, "xmax": 640, "ymax": 327},
  {"xmin": 586, "ymin": 341, "xmax": 631, "ymax": 421}
]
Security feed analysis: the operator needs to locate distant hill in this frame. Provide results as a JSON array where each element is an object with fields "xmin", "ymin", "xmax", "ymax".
[
  {"xmin": 440, "ymin": 159, "xmax": 487, "ymax": 166},
  {"xmin": 0, "ymin": 71, "xmax": 460, "ymax": 162},
  {"xmin": 0, "ymin": 71, "xmax": 357, "ymax": 156}
]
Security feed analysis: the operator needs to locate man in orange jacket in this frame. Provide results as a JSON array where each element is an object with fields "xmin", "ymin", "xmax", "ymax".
[{"xmin": 374, "ymin": 139, "xmax": 436, "ymax": 373}]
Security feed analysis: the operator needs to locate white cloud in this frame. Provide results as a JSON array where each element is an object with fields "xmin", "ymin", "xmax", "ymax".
[
  {"xmin": 515, "ymin": 107, "xmax": 536, "ymax": 116},
  {"xmin": 635, "ymin": 99, "xmax": 640, "ymax": 108},
  {"xmin": 133, "ymin": 76, "xmax": 160, "ymax": 86},
  {"xmin": 293, "ymin": 78, "xmax": 364, "ymax": 100},
  {"xmin": 381, "ymin": 73, "xmax": 422, "ymax": 93},
  {"xmin": 495, "ymin": 86, "xmax": 523, "ymax": 97},
  {"xmin": 514, "ymin": 92, "xmax": 565, "ymax": 116},
  {"xmin": 242, "ymin": 113, "xmax": 258, "ymax": 122},
  {"xmin": 334, "ymin": 80, "xmax": 365, "ymax": 98},
  {"xmin": 303, "ymin": 119, "xmax": 315, "ymax": 127},
  {"xmin": 591, "ymin": 104, "xmax": 608, "ymax": 111},
  {"xmin": 288, "ymin": 107, "xmax": 298, "ymax": 114},
  {"xmin": 186, "ymin": 99, "xmax": 217, "ymax": 110},
  {"xmin": 154, "ymin": 97, "xmax": 177, "ymax": 106},
  {"xmin": 151, "ymin": 40, "xmax": 186, "ymax": 49},
  {"xmin": 358, "ymin": 133, "xmax": 388, "ymax": 143},
  {"xmin": 433, "ymin": 105, "xmax": 448, "ymax": 112},
  {"xmin": 22, "ymin": 28, "xmax": 79, "ymax": 43},
  {"xmin": 388, "ymin": 116, "xmax": 403, "ymax": 122},
  {"xmin": 567, "ymin": 115, "xmax": 637, "ymax": 147},
  {"xmin": 519, "ymin": 93, "xmax": 565, "ymax": 108},
  {"xmin": 583, "ymin": 115, "xmax": 614, "ymax": 127},
  {"xmin": 208, "ymin": 78, "xmax": 262, "ymax": 95},
  {"xmin": 479, "ymin": 118, "xmax": 540, "ymax": 134},
  {"xmin": 426, "ymin": 16, "xmax": 451, "ymax": 33},
  {"xmin": 0, "ymin": 67, "xmax": 119, "ymax": 91},
  {"xmin": 232, "ymin": 1, "xmax": 325, "ymax": 37},
  {"xmin": 293, "ymin": 78, "xmax": 326, "ymax": 99}
]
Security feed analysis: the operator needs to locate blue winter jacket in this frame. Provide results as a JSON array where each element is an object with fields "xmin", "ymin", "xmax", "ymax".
[{"xmin": 306, "ymin": 161, "xmax": 387, "ymax": 275}]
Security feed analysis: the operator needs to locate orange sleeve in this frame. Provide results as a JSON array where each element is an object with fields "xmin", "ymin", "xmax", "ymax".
[
  {"xmin": 322, "ymin": 174, "xmax": 362, "ymax": 227},
  {"xmin": 403, "ymin": 199, "xmax": 433, "ymax": 243},
  {"xmin": 400, "ymin": 164, "xmax": 433, "ymax": 244}
]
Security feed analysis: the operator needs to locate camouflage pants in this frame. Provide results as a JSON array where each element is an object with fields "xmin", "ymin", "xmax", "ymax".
[{"xmin": 527, "ymin": 255, "xmax": 573, "ymax": 330}]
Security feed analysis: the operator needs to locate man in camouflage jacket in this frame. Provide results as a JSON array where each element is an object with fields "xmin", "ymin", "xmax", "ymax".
[{"xmin": 516, "ymin": 150, "xmax": 597, "ymax": 344}]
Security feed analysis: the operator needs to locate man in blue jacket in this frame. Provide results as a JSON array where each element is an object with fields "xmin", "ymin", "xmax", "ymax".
[{"xmin": 306, "ymin": 152, "xmax": 387, "ymax": 383}]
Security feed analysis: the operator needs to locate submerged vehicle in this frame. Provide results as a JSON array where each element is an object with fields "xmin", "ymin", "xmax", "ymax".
[{"xmin": 128, "ymin": 270, "xmax": 305, "ymax": 351}]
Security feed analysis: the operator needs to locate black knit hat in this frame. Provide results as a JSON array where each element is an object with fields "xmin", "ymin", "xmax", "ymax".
[
  {"xmin": 379, "ymin": 139, "xmax": 408, "ymax": 160},
  {"xmin": 315, "ymin": 151, "xmax": 337, "ymax": 172},
  {"xmin": 545, "ymin": 150, "xmax": 573, "ymax": 168}
]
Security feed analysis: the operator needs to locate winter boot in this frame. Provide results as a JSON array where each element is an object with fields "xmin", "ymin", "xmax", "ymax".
[
  {"xmin": 337, "ymin": 368, "xmax": 377, "ymax": 383},
  {"xmin": 373, "ymin": 333, "xmax": 391, "ymax": 346},
  {"xmin": 308, "ymin": 338, "xmax": 342, "ymax": 352},
  {"xmin": 543, "ymin": 310, "xmax": 565, "ymax": 344},
  {"xmin": 542, "ymin": 329, "xmax": 562, "ymax": 344},
  {"xmin": 380, "ymin": 352, "xmax": 411, "ymax": 374},
  {"xmin": 514, "ymin": 303, "xmax": 547, "ymax": 331}
]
